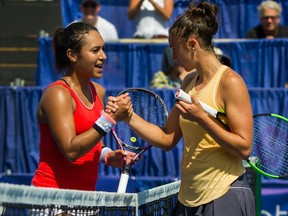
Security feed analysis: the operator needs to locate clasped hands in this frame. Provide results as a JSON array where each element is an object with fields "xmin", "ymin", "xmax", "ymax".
[
  {"xmin": 104, "ymin": 93, "xmax": 139, "ymax": 168},
  {"xmin": 105, "ymin": 93, "xmax": 133, "ymax": 122}
]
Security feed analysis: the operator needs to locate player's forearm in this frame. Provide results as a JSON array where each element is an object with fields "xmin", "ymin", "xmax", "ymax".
[
  {"xmin": 57, "ymin": 128, "xmax": 104, "ymax": 162},
  {"xmin": 57, "ymin": 113, "xmax": 116, "ymax": 162},
  {"xmin": 126, "ymin": 112, "xmax": 174, "ymax": 151}
]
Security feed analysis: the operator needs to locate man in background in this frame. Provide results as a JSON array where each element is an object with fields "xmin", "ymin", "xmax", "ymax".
[
  {"xmin": 150, "ymin": 47, "xmax": 191, "ymax": 89},
  {"xmin": 246, "ymin": 0, "xmax": 288, "ymax": 39},
  {"xmin": 75, "ymin": 0, "xmax": 118, "ymax": 41},
  {"xmin": 150, "ymin": 47, "xmax": 231, "ymax": 89}
]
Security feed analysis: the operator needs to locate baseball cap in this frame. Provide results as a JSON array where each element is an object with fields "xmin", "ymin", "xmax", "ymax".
[
  {"xmin": 81, "ymin": 0, "xmax": 99, "ymax": 6},
  {"xmin": 214, "ymin": 47, "xmax": 232, "ymax": 67}
]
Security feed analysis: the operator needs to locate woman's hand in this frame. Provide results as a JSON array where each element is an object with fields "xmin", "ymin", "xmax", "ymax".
[
  {"xmin": 105, "ymin": 93, "xmax": 134, "ymax": 122},
  {"xmin": 105, "ymin": 150, "xmax": 139, "ymax": 168},
  {"xmin": 175, "ymin": 93, "xmax": 206, "ymax": 122}
]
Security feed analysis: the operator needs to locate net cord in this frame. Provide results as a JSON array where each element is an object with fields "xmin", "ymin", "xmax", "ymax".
[
  {"xmin": 0, "ymin": 180, "xmax": 180, "ymax": 214},
  {"xmin": 0, "ymin": 183, "xmax": 138, "ymax": 207}
]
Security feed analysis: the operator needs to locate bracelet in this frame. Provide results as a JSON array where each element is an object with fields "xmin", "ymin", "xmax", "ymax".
[
  {"xmin": 93, "ymin": 111, "xmax": 116, "ymax": 136},
  {"xmin": 100, "ymin": 147, "xmax": 112, "ymax": 164}
]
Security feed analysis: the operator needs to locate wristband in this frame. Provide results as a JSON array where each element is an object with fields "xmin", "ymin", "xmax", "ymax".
[
  {"xmin": 93, "ymin": 123, "xmax": 107, "ymax": 136},
  {"xmin": 101, "ymin": 111, "xmax": 116, "ymax": 126},
  {"xmin": 93, "ymin": 111, "xmax": 116, "ymax": 136},
  {"xmin": 100, "ymin": 147, "xmax": 112, "ymax": 164}
]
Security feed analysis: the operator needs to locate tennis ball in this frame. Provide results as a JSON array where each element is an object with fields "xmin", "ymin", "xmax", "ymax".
[{"xmin": 130, "ymin": 137, "xmax": 137, "ymax": 142}]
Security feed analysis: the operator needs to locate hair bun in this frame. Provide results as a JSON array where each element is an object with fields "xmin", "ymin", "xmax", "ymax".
[{"xmin": 198, "ymin": 2, "xmax": 218, "ymax": 35}]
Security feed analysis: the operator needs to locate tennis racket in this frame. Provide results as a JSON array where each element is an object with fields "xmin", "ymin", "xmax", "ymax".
[
  {"xmin": 112, "ymin": 88, "xmax": 169, "ymax": 193},
  {"xmin": 248, "ymin": 113, "xmax": 288, "ymax": 179},
  {"xmin": 175, "ymin": 89, "xmax": 229, "ymax": 130},
  {"xmin": 175, "ymin": 89, "xmax": 288, "ymax": 179}
]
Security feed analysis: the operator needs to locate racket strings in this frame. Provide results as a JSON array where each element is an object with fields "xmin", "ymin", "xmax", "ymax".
[
  {"xmin": 252, "ymin": 116, "xmax": 288, "ymax": 176},
  {"xmin": 116, "ymin": 90, "xmax": 168, "ymax": 148},
  {"xmin": 253, "ymin": 117, "xmax": 288, "ymax": 153},
  {"xmin": 252, "ymin": 134, "xmax": 286, "ymax": 174},
  {"xmin": 114, "ymin": 89, "xmax": 168, "ymax": 176},
  {"xmin": 253, "ymin": 127, "xmax": 288, "ymax": 156}
]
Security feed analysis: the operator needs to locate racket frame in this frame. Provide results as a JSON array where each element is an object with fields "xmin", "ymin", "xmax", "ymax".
[
  {"xmin": 248, "ymin": 113, "xmax": 288, "ymax": 179},
  {"xmin": 112, "ymin": 88, "xmax": 168, "ymax": 193},
  {"xmin": 175, "ymin": 89, "xmax": 288, "ymax": 179}
]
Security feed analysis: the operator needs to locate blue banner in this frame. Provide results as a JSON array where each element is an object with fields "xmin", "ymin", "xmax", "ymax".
[
  {"xmin": 60, "ymin": 0, "xmax": 288, "ymax": 39},
  {"xmin": 261, "ymin": 178, "xmax": 288, "ymax": 216}
]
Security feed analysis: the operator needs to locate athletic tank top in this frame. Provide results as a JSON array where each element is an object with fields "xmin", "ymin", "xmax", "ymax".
[
  {"xmin": 178, "ymin": 65, "xmax": 245, "ymax": 207},
  {"xmin": 32, "ymin": 80, "xmax": 103, "ymax": 191}
]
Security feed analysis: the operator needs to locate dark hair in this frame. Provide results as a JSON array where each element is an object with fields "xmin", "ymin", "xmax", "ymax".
[
  {"xmin": 53, "ymin": 22, "xmax": 98, "ymax": 73},
  {"xmin": 169, "ymin": 1, "xmax": 219, "ymax": 50}
]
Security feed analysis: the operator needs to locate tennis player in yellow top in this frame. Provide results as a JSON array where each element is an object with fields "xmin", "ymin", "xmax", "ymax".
[{"xmin": 106, "ymin": 1, "xmax": 255, "ymax": 215}]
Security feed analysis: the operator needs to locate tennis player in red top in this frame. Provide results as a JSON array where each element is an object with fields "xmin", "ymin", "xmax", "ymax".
[{"xmin": 32, "ymin": 22, "xmax": 135, "ymax": 191}]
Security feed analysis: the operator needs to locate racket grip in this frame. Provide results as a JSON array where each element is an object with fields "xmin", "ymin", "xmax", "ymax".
[
  {"xmin": 175, "ymin": 89, "xmax": 192, "ymax": 103},
  {"xmin": 117, "ymin": 172, "xmax": 129, "ymax": 193},
  {"xmin": 175, "ymin": 89, "xmax": 218, "ymax": 118}
]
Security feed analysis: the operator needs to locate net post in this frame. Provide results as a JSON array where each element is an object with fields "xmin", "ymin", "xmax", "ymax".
[{"xmin": 255, "ymin": 172, "xmax": 262, "ymax": 216}]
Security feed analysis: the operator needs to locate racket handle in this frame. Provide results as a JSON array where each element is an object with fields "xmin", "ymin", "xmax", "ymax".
[
  {"xmin": 175, "ymin": 89, "xmax": 192, "ymax": 103},
  {"xmin": 117, "ymin": 172, "xmax": 129, "ymax": 193},
  {"xmin": 175, "ymin": 89, "xmax": 218, "ymax": 118}
]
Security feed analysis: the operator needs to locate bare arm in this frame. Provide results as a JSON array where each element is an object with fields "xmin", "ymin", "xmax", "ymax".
[
  {"xmin": 128, "ymin": 0, "xmax": 144, "ymax": 20},
  {"xmin": 37, "ymin": 86, "xmax": 104, "ymax": 162},
  {"xmin": 128, "ymin": 0, "xmax": 174, "ymax": 20},
  {"xmin": 106, "ymin": 96, "xmax": 183, "ymax": 151},
  {"xmin": 219, "ymin": 70, "xmax": 253, "ymax": 159},
  {"xmin": 38, "ymin": 85, "xmax": 135, "ymax": 163},
  {"xmin": 176, "ymin": 69, "xmax": 253, "ymax": 160},
  {"xmin": 128, "ymin": 106, "xmax": 182, "ymax": 151},
  {"xmin": 148, "ymin": 0, "xmax": 174, "ymax": 19}
]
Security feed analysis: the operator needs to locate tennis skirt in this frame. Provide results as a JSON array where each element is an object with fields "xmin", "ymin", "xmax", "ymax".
[{"xmin": 171, "ymin": 173, "xmax": 256, "ymax": 216}]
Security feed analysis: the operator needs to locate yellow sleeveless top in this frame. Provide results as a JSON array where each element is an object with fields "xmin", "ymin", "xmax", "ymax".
[{"xmin": 178, "ymin": 65, "xmax": 245, "ymax": 207}]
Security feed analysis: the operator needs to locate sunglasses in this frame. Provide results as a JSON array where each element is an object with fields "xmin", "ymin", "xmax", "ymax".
[{"xmin": 261, "ymin": 16, "xmax": 279, "ymax": 21}]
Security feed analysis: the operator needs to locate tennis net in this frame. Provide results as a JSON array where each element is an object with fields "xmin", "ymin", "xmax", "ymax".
[{"xmin": 0, "ymin": 180, "xmax": 180, "ymax": 216}]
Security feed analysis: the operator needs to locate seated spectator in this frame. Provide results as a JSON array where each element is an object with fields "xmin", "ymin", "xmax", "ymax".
[
  {"xmin": 73, "ymin": 0, "xmax": 118, "ymax": 41},
  {"xmin": 128, "ymin": 0, "xmax": 174, "ymax": 39},
  {"xmin": 150, "ymin": 47, "xmax": 190, "ymax": 89},
  {"xmin": 150, "ymin": 65, "xmax": 189, "ymax": 89},
  {"xmin": 214, "ymin": 47, "xmax": 232, "ymax": 68},
  {"xmin": 246, "ymin": 0, "xmax": 288, "ymax": 39}
]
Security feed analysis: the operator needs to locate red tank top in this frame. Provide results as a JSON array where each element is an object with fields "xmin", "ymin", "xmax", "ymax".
[{"xmin": 32, "ymin": 80, "xmax": 103, "ymax": 191}]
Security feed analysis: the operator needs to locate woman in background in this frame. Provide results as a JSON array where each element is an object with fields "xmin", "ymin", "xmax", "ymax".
[{"xmin": 128, "ymin": 0, "xmax": 174, "ymax": 39}]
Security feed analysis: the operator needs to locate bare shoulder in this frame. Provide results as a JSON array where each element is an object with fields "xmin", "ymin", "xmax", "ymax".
[
  {"xmin": 219, "ymin": 67, "xmax": 250, "ymax": 106},
  {"xmin": 41, "ymin": 84, "xmax": 71, "ymax": 104},
  {"xmin": 37, "ymin": 84, "xmax": 73, "ymax": 123},
  {"xmin": 221, "ymin": 67, "xmax": 247, "ymax": 90}
]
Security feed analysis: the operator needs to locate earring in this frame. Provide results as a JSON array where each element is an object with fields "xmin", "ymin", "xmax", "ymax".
[{"xmin": 191, "ymin": 46, "xmax": 195, "ymax": 53}]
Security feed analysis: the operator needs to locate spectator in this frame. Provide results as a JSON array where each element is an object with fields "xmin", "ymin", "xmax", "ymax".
[
  {"xmin": 246, "ymin": 0, "xmax": 288, "ymax": 39},
  {"xmin": 128, "ymin": 0, "xmax": 174, "ymax": 39},
  {"xmin": 214, "ymin": 47, "xmax": 232, "ymax": 68},
  {"xmin": 74, "ymin": 0, "xmax": 118, "ymax": 41},
  {"xmin": 150, "ymin": 47, "xmax": 191, "ymax": 89},
  {"xmin": 149, "ymin": 46, "xmax": 231, "ymax": 89}
]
